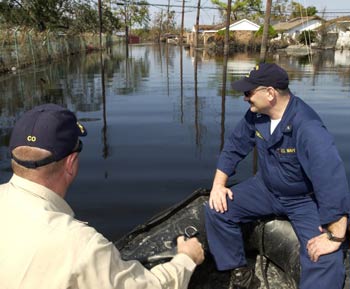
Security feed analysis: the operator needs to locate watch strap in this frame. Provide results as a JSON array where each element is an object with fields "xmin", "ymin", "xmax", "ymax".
[{"xmin": 324, "ymin": 229, "xmax": 346, "ymax": 242}]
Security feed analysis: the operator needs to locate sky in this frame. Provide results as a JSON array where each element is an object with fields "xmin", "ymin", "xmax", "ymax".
[
  {"xmin": 146, "ymin": 0, "xmax": 350, "ymax": 28},
  {"xmin": 146, "ymin": 0, "xmax": 219, "ymax": 28}
]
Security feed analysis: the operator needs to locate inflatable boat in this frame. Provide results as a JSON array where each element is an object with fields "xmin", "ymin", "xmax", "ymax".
[{"xmin": 115, "ymin": 188, "xmax": 349, "ymax": 289}]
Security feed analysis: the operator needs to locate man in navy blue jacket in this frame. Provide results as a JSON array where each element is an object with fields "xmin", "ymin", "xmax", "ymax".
[{"xmin": 205, "ymin": 63, "xmax": 350, "ymax": 289}]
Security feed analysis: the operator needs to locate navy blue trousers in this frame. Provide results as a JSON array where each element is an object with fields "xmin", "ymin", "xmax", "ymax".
[{"xmin": 205, "ymin": 176, "xmax": 345, "ymax": 289}]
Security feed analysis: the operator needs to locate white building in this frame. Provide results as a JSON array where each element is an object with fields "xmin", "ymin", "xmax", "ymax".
[
  {"xmin": 318, "ymin": 16, "xmax": 350, "ymax": 50},
  {"xmin": 218, "ymin": 19, "xmax": 261, "ymax": 32},
  {"xmin": 273, "ymin": 16, "xmax": 324, "ymax": 40},
  {"xmin": 192, "ymin": 19, "xmax": 260, "ymax": 33},
  {"xmin": 189, "ymin": 19, "xmax": 260, "ymax": 46}
]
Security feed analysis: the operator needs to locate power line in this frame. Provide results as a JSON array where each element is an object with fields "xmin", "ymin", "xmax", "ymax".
[
  {"xmin": 116, "ymin": 2, "xmax": 350, "ymax": 14},
  {"xmin": 115, "ymin": 1, "xmax": 223, "ymax": 10},
  {"xmin": 115, "ymin": 1, "xmax": 350, "ymax": 20}
]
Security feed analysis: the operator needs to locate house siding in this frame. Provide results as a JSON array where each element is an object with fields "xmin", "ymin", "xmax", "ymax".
[
  {"xmin": 336, "ymin": 31, "xmax": 350, "ymax": 50},
  {"xmin": 273, "ymin": 18, "xmax": 323, "ymax": 40}
]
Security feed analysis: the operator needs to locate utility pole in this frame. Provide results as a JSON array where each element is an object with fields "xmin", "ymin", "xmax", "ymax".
[
  {"xmin": 260, "ymin": 0, "xmax": 272, "ymax": 62},
  {"xmin": 167, "ymin": 0, "xmax": 170, "ymax": 33},
  {"xmin": 124, "ymin": 0, "xmax": 129, "ymax": 58},
  {"xmin": 159, "ymin": 9, "xmax": 164, "ymax": 43},
  {"xmin": 195, "ymin": 0, "xmax": 201, "ymax": 48},
  {"xmin": 224, "ymin": 0, "xmax": 232, "ymax": 56},
  {"xmin": 180, "ymin": 0, "xmax": 185, "ymax": 46},
  {"xmin": 98, "ymin": 0, "xmax": 103, "ymax": 50}
]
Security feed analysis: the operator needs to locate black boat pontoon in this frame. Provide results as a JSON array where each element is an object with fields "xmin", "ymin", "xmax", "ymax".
[{"xmin": 116, "ymin": 188, "xmax": 349, "ymax": 289}]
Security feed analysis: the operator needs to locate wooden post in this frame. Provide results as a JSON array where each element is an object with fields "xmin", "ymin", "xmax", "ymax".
[
  {"xmin": 224, "ymin": 0, "xmax": 232, "ymax": 56},
  {"xmin": 167, "ymin": 0, "xmax": 170, "ymax": 33},
  {"xmin": 195, "ymin": 0, "xmax": 201, "ymax": 48},
  {"xmin": 159, "ymin": 9, "xmax": 163, "ymax": 43},
  {"xmin": 124, "ymin": 0, "xmax": 129, "ymax": 58},
  {"xmin": 260, "ymin": 0, "xmax": 272, "ymax": 62},
  {"xmin": 180, "ymin": 0, "xmax": 185, "ymax": 46},
  {"xmin": 98, "ymin": 0, "xmax": 103, "ymax": 50}
]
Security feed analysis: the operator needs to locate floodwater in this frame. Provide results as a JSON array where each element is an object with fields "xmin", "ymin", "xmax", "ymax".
[{"xmin": 0, "ymin": 44, "xmax": 349, "ymax": 241}]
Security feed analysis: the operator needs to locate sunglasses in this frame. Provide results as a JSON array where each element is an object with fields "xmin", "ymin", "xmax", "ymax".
[{"xmin": 244, "ymin": 87, "xmax": 267, "ymax": 97}]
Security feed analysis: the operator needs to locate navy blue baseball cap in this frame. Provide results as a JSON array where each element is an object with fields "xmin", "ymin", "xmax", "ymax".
[
  {"xmin": 9, "ymin": 103, "xmax": 87, "ymax": 168},
  {"xmin": 232, "ymin": 63, "xmax": 289, "ymax": 92}
]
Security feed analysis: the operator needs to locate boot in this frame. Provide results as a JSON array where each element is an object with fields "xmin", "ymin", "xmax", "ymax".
[{"xmin": 229, "ymin": 267, "xmax": 261, "ymax": 289}]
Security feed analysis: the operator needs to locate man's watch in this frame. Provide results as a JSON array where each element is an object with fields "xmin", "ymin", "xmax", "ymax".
[{"xmin": 324, "ymin": 229, "xmax": 346, "ymax": 242}]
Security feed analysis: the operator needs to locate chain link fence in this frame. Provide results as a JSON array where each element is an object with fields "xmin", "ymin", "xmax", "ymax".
[{"xmin": 0, "ymin": 29, "xmax": 116, "ymax": 73}]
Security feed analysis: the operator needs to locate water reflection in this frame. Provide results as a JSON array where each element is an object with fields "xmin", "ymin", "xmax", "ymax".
[
  {"xmin": 193, "ymin": 50, "xmax": 200, "ymax": 148},
  {"xmin": 0, "ymin": 45, "xmax": 349, "ymax": 240},
  {"xmin": 220, "ymin": 52, "xmax": 228, "ymax": 152},
  {"xmin": 100, "ymin": 51, "xmax": 109, "ymax": 160},
  {"xmin": 180, "ymin": 44, "xmax": 184, "ymax": 123}
]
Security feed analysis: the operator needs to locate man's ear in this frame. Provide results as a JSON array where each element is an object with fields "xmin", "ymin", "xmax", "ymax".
[
  {"xmin": 64, "ymin": 153, "xmax": 78, "ymax": 176},
  {"xmin": 266, "ymin": 87, "xmax": 276, "ymax": 102}
]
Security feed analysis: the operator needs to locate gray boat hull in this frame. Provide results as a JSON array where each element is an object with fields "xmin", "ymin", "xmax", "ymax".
[{"xmin": 116, "ymin": 188, "xmax": 348, "ymax": 289}]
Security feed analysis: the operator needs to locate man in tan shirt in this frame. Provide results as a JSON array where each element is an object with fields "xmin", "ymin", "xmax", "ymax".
[{"xmin": 0, "ymin": 103, "xmax": 204, "ymax": 289}]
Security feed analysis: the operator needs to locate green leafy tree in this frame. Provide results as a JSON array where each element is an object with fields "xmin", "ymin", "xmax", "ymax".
[
  {"xmin": 298, "ymin": 30, "xmax": 317, "ymax": 45},
  {"xmin": 2, "ymin": 0, "xmax": 73, "ymax": 31},
  {"xmin": 211, "ymin": 0, "xmax": 263, "ymax": 22},
  {"xmin": 215, "ymin": 30, "xmax": 235, "ymax": 41},
  {"xmin": 0, "ymin": 0, "xmax": 24, "ymax": 28},
  {"xmin": 101, "ymin": 6, "xmax": 121, "ymax": 33},
  {"xmin": 152, "ymin": 9, "xmax": 176, "ymax": 34},
  {"xmin": 70, "ymin": 2, "xmax": 99, "ymax": 33},
  {"xmin": 0, "ymin": 0, "xmax": 120, "ymax": 33},
  {"xmin": 271, "ymin": 0, "xmax": 289, "ymax": 21},
  {"xmin": 163, "ymin": 10, "xmax": 176, "ymax": 32},
  {"xmin": 115, "ymin": 0, "xmax": 150, "ymax": 30},
  {"xmin": 291, "ymin": 1, "xmax": 317, "ymax": 18},
  {"xmin": 255, "ymin": 24, "xmax": 277, "ymax": 38},
  {"xmin": 70, "ymin": 1, "xmax": 120, "ymax": 34}
]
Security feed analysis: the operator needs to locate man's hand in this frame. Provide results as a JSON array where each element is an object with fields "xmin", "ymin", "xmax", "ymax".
[
  {"xmin": 208, "ymin": 169, "xmax": 232, "ymax": 213},
  {"xmin": 177, "ymin": 236, "xmax": 204, "ymax": 265},
  {"xmin": 209, "ymin": 183, "xmax": 233, "ymax": 213},
  {"xmin": 306, "ymin": 227, "xmax": 341, "ymax": 262}
]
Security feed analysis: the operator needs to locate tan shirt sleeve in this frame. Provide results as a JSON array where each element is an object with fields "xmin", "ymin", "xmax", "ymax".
[{"xmin": 75, "ymin": 232, "xmax": 197, "ymax": 289}]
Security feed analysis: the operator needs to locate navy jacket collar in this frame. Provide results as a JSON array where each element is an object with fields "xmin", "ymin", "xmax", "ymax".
[
  {"xmin": 267, "ymin": 94, "xmax": 296, "ymax": 148},
  {"xmin": 253, "ymin": 94, "xmax": 297, "ymax": 147}
]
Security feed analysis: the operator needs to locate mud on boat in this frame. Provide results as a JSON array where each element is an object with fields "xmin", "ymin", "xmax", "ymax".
[{"xmin": 115, "ymin": 188, "xmax": 350, "ymax": 289}]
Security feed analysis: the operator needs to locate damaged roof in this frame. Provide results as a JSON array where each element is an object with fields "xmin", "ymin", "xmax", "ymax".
[{"xmin": 273, "ymin": 16, "xmax": 324, "ymax": 32}]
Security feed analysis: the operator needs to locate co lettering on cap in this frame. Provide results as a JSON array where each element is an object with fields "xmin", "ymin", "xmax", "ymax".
[{"xmin": 27, "ymin": 135, "xmax": 37, "ymax": 142}]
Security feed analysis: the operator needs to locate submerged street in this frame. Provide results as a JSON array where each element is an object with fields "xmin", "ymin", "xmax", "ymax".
[{"xmin": 0, "ymin": 45, "xmax": 349, "ymax": 241}]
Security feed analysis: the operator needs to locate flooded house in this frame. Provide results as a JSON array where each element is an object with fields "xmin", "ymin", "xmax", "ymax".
[
  {"xmin": 188, "ymin": 19, "xmax": 260, "ymax": 47},
  {"xmin": 273, "ymin": 16, "xmax": 324, "ymax": 42},
  {"xmin": 317, "ymin": 16, "xmax": 350, "ymax": 50}
]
